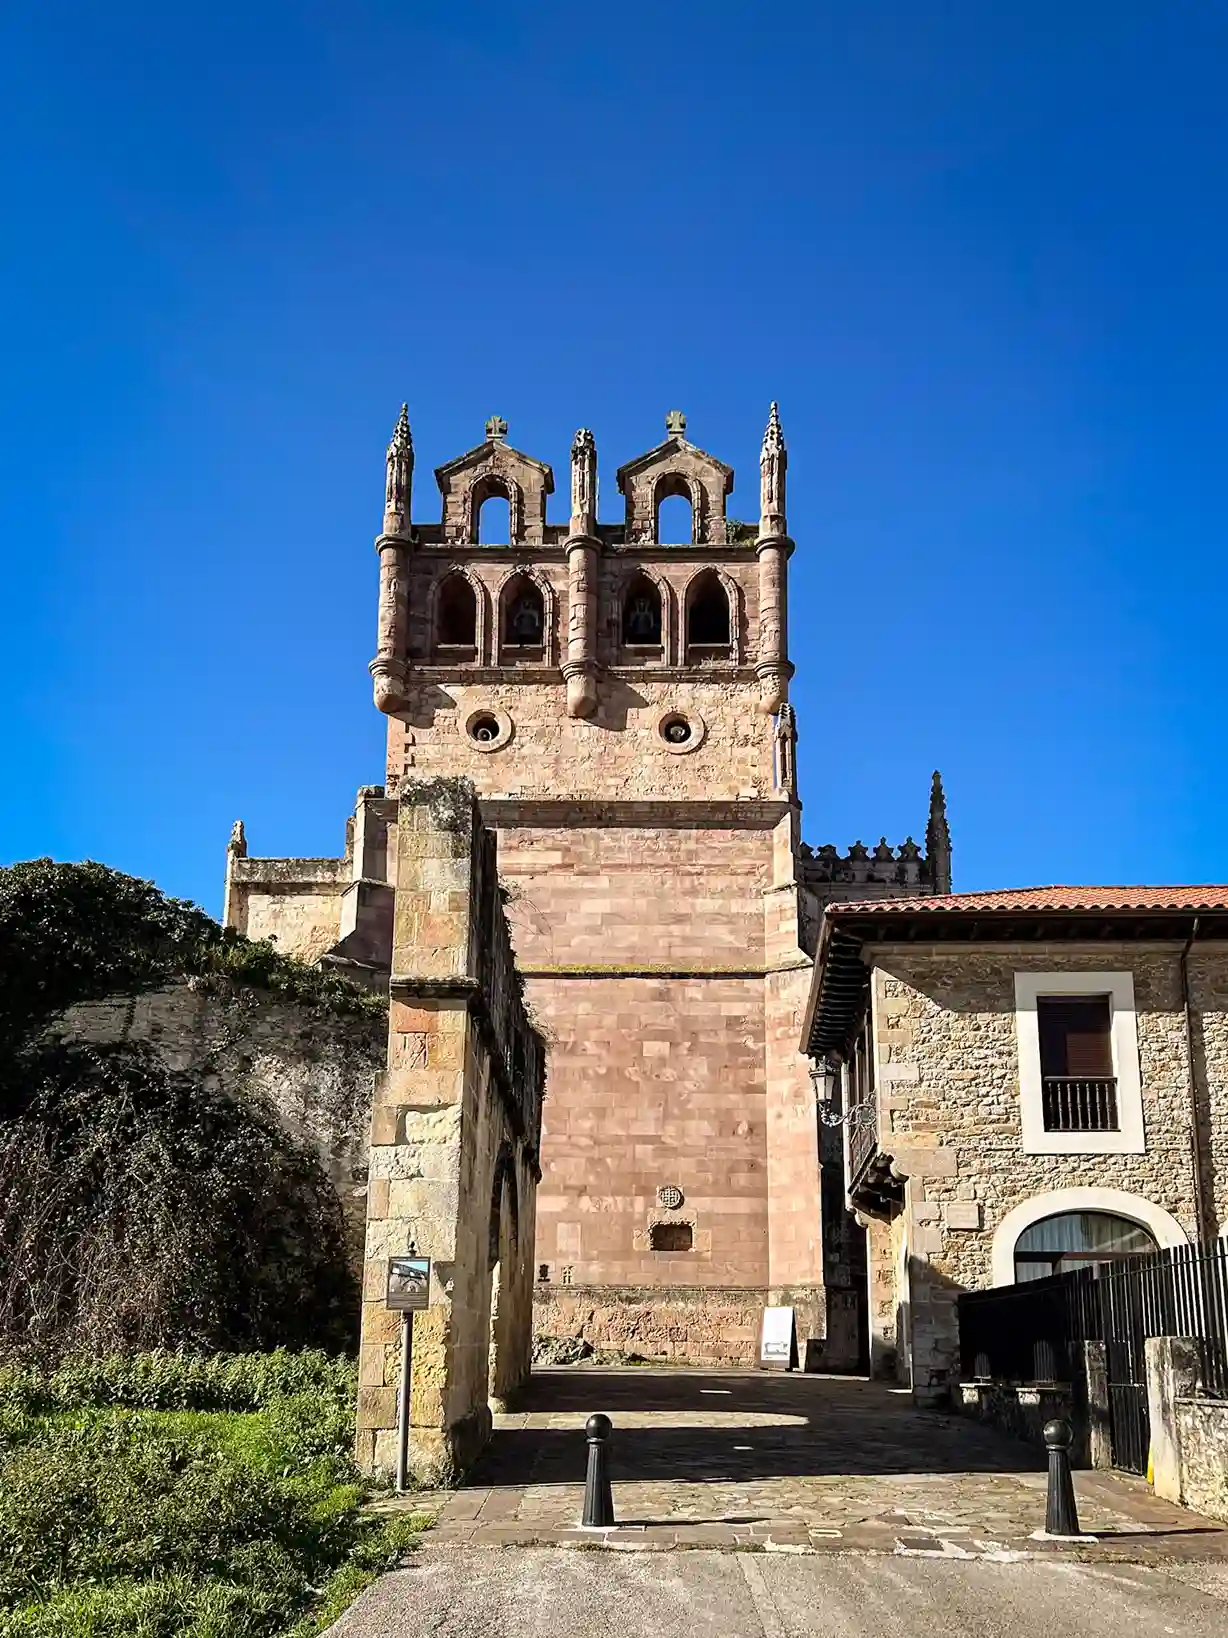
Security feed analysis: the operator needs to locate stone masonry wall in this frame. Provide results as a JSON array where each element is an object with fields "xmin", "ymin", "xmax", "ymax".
[
  {"xmin": 867, "ymin": 943, "xmax": 1218, "ymax": 1398},
  {"xmin": 355, "ymin": 779, "xmax": 545, "ymax": 1483},
  {"xmin": 534, "ymin": 1285, "xmax": 764, "ymax": 1363},
  {"xmin": 241, "ymin": 891, "xmax": 344, "ymax": 965},
  {"xmin": 1190, "ymin": 948, "xmax": 1228, "ymax": 1234},
  {"xmin": 392, "ymin": 673, "xmax": 777, "ymax": 802},
  {"xmin": 58, "ymin": 982, "xmax": 383, "ymax": 1274},
  {"xmin": 488, "ymin": 804, "xmax": 825, "ymax": 1366},
  {"xmin": 502, "ymin": 815, "xmax": 773, "ymax": 1357}
]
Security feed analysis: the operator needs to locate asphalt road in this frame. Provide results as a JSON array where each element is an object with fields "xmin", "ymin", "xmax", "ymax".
[{"xmin": 327, "ymin": 1547, "xmax": 1228, "ymax": 1638}]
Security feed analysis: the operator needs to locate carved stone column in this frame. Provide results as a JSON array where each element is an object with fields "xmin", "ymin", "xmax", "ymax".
[
  {"xmin": 755, "ymin": 403, "xmax": 794, "ymax": 714},
  {"xmin": 563, "ymin": 428, "xmax": 600, "ymax": 719},
  {"xmin": 370, "ymin": 405, "xmax": 413, "ymax": 713}
]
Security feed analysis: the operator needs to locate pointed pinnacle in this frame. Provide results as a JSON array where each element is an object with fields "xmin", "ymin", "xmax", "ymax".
[
  {"xmin": 763, "ymin": 400, "xmax": 785, "ymax": 452},
  {"xmin": 390, "ymin": 403, "xmax": 412, "ymax": 449}
]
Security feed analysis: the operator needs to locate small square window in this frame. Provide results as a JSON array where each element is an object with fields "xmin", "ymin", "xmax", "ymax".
[{"xmin": 650, "ymin": 1222, "xmax": 693, "ymax": 1253}]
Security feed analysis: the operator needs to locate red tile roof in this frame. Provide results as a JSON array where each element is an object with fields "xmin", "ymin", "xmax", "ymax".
[{"xmin": 827, "ymin": 885, "xmax": 1228, "ymax": 916}]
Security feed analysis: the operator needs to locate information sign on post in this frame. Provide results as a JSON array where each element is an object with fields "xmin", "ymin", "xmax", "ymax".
[
  {"xmin": 759, "ymin": 1305, "xmax": 796, "ymax": 1371},
  {"xmin": 386, "ymin": 1255, "xmax": 431, "ymax": 1312},
  {"xmin": 386, "ymin": 1256, "xmax": 431, "ymax": 1492}
]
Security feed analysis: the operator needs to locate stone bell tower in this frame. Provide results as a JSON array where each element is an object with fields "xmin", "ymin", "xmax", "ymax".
[{"xmin": 361, "ymin": 404, "xmax": 836, "ymax": 1365}]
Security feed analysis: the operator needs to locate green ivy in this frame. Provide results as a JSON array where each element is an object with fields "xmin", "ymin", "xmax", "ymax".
[{"xmin": 0, "ymin": 1045, "xmax": 358, "ymax": 1360}]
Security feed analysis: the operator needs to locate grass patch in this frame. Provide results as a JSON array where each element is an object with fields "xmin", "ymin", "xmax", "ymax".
[{"xmin": 0, "ymin": 1352, "xmax": 426, "ymax": 1638}]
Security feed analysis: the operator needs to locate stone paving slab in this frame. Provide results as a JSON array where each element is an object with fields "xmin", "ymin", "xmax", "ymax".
[{"xmin": 416, "ymin": 1367, "xmax": 1228, "ymax": 1563}]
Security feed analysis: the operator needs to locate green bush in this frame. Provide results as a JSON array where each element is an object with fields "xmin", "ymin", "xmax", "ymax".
[
  {"xmin": 0, "ymin": 1575, "xmax": 288, "ymax": 1638},
  {"xmin": 0, "ymin": 858, "xmax": 382, "ymax": 1058},
  {"xmin": 0, "ymin": 1352, "xmax": 423, "ymax": 1638},
  {"xmin": 5, "ymin": 1349, "xmax": 357, "ymax": 1415}
]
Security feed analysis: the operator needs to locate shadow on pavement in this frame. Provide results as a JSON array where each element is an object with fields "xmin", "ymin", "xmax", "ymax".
[{"xmin": 462, "ymin": 1369, "xmax": 1046, "ymax": 1489}]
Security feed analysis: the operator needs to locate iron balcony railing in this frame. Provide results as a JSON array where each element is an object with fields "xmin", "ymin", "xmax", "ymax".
[
  {"xmin": 848, "ymin": 1088, "xmax": 878, "ymax": 1183},
  {"xmin": 1042, "ymin": 1076, "xmax": 1119, "ymax": 1133}
]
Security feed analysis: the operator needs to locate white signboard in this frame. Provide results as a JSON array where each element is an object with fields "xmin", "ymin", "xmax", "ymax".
[{"xmin": 759, "ymin": 1305, "xmax": 795, "ymax": 1370}]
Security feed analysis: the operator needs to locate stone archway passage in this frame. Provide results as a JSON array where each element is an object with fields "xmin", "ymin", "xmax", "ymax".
[{"xmin": 354, "ymin": 779, "xmax": 545, "ymax": 1485}]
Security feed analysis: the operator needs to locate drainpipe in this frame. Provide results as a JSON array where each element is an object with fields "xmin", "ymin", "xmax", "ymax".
[{"xmin": 1179, "ymin": 916, "xmax": 1208, "ymax": 1243}]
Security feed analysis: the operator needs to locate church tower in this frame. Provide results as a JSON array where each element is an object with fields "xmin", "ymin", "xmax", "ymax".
[
  {"xmin": 225, "ymin": 403, "xmax": 951, "ymax": 1369},
  {"xmin": 367, "ymin": 405, "xmax": 832, "ymax": 1363}
]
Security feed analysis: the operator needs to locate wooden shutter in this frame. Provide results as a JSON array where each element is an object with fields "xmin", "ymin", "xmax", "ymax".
[{"xmin": 1036, "ymin": 996, "xmax": 1113, "ymax": 1078}]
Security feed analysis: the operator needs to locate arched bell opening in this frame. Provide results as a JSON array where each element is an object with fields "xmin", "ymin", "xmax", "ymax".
[
  {"xmin": 685, "ymin": 569, "xmax": 732, "ymax": 662},
  {"xmin": 620, "ymin": 573, "xmax": 663, "ymax": 660},
  {"xmin": 433, "ymin": 571, "xmax": 479, "ymax": 661},
  {"xmin": 499, "ymin": 575, "xmax": 547, "ymax": 663}
]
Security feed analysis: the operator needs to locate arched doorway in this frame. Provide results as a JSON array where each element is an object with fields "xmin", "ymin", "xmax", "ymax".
[
  {"xmin": 486, "ymin": 1144, "xmax": 520, "ymax": 1411},
  {"xmin": 1013, "ymin": 1211, "xmax": 1158, "ymax": 1282}
]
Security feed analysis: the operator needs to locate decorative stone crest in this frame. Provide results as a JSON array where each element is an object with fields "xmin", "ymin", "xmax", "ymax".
[{"xmin": 657, "ymin": 1183, "xmax": 684, "ymax": 1210}]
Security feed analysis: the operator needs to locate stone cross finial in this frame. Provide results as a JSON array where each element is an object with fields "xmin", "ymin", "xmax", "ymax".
[
  {"xmin": 664, "ymin": 409, "xmax": 687, "ymax": 437},
  {"xmin": 384, "ymin": 404, "xmax": 413, "ymax": 536},
  {"xmin": 759, "ymin": 401, "xmax": 787, "ymax": 538},
  {"xmin": 485, "ymin": 415, "xmax": 508, "ymax": 443}
]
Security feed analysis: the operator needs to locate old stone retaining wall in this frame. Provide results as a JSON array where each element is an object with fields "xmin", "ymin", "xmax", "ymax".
[{"xmin": 56, "ymin": 981, "xmax": 384, "ymax": 1271}]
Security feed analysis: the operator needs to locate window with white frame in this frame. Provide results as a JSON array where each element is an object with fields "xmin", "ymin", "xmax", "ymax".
[{"xmin": 1013, "ymin": 971, "xmax": 1145, "ymax": 1155}]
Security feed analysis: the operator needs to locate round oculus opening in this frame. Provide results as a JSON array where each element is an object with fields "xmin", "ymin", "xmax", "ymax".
[
  {"xmin": 661, "ymin": 716, "xmax": 692, "ymax": 745},
  {"xmin": 469, "ymin": 713, "xmax": 501, "ymax": 745}
]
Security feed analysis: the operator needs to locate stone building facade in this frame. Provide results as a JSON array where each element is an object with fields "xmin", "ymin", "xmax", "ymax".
[
  {"xmin": 226, "ymin": 405, "xmax": 952, "ymax": 1371},
  {"xmin": 802, "ymin": 887, "xmax": 1228, "ymax": 1401}
]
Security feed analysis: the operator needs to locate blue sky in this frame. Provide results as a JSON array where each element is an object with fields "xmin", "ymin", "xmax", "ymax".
[{"xmin": 3, "ymin": 2, "xmax": 1226, "ymax": 915}]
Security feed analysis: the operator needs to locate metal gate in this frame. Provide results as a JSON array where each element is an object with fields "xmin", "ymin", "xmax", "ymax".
[
  {"xmin": 1101, "ymin": 1268, "xmax": 1149, "ymax": 1475},
  {"xmin": 959, "ymin": 1241, "xmax": 1228, "ymax": 1480}
]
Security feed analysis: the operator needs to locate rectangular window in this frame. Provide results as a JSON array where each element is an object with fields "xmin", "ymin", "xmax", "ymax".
[
  {"xmin": 1035, "ymin": 995, "xmax": 1119, "ymax": 1133},
  {"xmin": 1014, "ymin": 972, "xmax": 1143, "ymax": 1155}
]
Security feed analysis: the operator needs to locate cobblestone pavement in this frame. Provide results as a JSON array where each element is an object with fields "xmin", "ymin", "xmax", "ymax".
[{"xmin": 414, "ymin": 1368, "xmax": 1228, "ymax": 1561}]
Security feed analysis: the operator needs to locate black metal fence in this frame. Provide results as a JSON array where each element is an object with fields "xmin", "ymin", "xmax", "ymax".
[
  {"xmin": 959, "ymin": 1241, "xmax": 1228, "ymax": 1473},
  {"xmin": 959, "ymin": 1240, "xmax": 1228, "ymax": 1398}
]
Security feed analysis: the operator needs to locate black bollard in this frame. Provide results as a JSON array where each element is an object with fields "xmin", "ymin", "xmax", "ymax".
[
  {"xmin": 581, "ymin": 1413, "xmax": 615, "ymax": 1528},
  {"xmin": 1043, "ymin": 1417, "xmax": 1082, "ymax": 1537}
]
